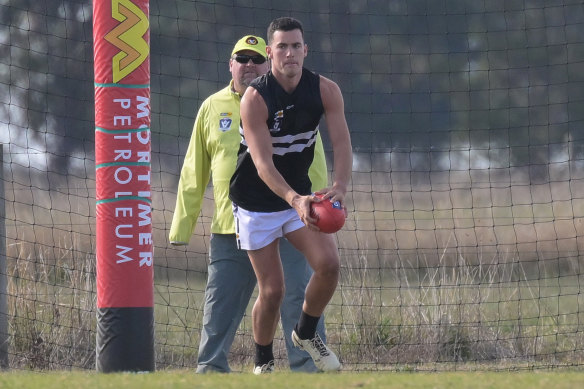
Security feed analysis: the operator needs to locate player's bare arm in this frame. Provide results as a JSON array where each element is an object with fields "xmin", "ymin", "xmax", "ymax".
[
  {"xmin": 319, "ymin": 76, "xmax": 353, "ymax": 206},
  {"xmin": 241, "ymin": 87, "xmax": 318, "ymax": 228}
]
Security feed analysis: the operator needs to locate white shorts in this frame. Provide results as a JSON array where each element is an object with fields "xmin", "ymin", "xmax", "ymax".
[{"xmin": 232, "ymin": 204, "xmax": 305, "ymax": 250}]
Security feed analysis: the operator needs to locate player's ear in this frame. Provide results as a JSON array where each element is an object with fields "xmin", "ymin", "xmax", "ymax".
[
  {"xmin": 304, "ymin": 43, "xmax": 308, "ymax": 57},
  {"xmin": 266, "ymin": 45, "xmax": 273, "ymax": 59}
]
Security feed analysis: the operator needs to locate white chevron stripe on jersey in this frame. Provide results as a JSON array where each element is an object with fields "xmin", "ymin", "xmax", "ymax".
[
  {"xmin": 240, "ymin": 128, "xmax": 318, "ymax": 156},
  {"xmin": 272, "ymin": 135, "xmax": 316, "ymax": 155}
]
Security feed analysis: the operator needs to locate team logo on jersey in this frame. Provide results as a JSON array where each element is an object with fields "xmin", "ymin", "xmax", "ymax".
[
  {"xmin": 271, "ymin": 110, "xmax": 283, "ymax": 133},
  {"xmin": 219, "ymin": 112, "xmax": 232, "ymax": 132}
]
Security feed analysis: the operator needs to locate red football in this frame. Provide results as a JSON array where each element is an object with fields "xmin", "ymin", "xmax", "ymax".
[{"xmin": 310, "ymin": 194, "xmax": 346, "ymax": 233}]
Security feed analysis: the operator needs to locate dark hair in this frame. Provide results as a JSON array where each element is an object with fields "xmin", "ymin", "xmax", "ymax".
[{"xmin": 267, "ymin": 17, "xmax": 304, "ymax": 44}]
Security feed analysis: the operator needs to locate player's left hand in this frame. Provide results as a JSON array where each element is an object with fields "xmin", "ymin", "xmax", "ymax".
[{"xmin": 314, "ymin": 186, "xmax": 347, "ymax": 214}]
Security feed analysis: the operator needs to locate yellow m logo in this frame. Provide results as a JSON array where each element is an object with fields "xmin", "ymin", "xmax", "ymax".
[{"xmin": 104, "ymin": 0, "xmax": 149, "ymax": 83}]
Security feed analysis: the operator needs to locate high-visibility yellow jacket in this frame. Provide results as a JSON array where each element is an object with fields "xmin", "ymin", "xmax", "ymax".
[{"xmin": 169, "ymin": 81, "xmax": 328, "ymax": 244}]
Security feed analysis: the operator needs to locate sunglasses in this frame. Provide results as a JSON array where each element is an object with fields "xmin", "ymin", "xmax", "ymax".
[{"xmin": 233, "ymin": 54, "xmax": 266, "ymax": 65}]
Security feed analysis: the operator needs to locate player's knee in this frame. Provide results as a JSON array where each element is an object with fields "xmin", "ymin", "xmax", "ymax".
[
  {"xmin": 315, "ymin": 258, "xmax": 340, "ymax": 279},
  {"xmin": 260, "ymin": 284, "xmax": 285, "ymax": 309}
]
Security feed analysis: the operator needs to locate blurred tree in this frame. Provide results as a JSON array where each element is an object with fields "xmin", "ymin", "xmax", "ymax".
[{"xmin": 0, "ymin": 0, "xmax": 94, "ymax": 171}]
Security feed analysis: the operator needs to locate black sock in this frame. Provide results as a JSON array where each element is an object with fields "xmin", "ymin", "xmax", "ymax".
[
  {"xmin": 254, "ymin": 342, "xmax": 274, "ymax": 366},
  {"xmin": 295, "ymin": 311, "xmax": 321, "ymax": 340}
]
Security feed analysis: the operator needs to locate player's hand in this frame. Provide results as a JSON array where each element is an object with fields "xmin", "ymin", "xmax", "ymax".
[
  {"xmin": 290, "ymin": 194, "xmax": 320, "ymax": 231},
  {"xmin": 315, "ymin": 185, "xmax": 345, "ymax": 205},
  {"xmin": 314, "ymin": 186, "xmax": 348, "ymax": 217}
]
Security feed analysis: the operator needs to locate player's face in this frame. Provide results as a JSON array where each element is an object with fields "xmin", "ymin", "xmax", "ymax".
[
  {"xmin": 267, "ymin": 29, "xmax": 307, "ymax": 78},
  {"xmin": 230, "ymin": 49, "xmax": 269, "ymax": 95}
]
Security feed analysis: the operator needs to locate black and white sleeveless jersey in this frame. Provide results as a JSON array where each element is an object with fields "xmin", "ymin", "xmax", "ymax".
[{"xmin": 229, "ymin": 68, "xmax": 324, "ymax": 212}]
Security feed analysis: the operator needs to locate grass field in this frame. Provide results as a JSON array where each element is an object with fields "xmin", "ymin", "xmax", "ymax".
[
  {"xmin": 1, "ymin": 370, "xmax": 584, "ymax": 389},
  {"xmin": 5, "ymin": 188, "xmax": 584, "ymax": 370},
  {"xmin": 6, "ymin": 255, "xmax": 584, "ymax": 370}
]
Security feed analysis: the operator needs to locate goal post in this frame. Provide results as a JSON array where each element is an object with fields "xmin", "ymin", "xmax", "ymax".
[
  {"xmin": 92, "ymin": 0, "xmax": 154, "ymax": 372},
  {"xmin": 0, "ymin": 144, "xmax": 7, "ymax": 369}
]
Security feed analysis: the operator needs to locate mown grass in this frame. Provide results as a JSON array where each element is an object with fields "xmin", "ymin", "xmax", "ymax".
[{"xmin": 1, "ymin": 370, "xmax": 584, "ymax": 389}]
